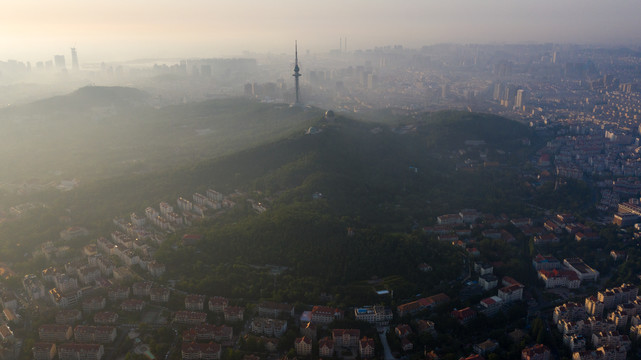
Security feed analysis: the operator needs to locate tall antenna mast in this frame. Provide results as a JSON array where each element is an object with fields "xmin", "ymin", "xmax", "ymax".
[{"xmin": 293, "ymin": 40, "xmax": 302, "ymax": 105}]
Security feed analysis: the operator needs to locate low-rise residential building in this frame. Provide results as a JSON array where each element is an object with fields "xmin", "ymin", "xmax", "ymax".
[
  {"xmin": 54, "ymin": 274, "xmax": 79, "ymax": 293},
  {"xmin": 474, "ymin": 339, "xmax": 499, "ymax": 356},
  {"xmin": 319, "ymin": 337, "xmax": 334, "ymax": 357},
  {"xmin": 58, "ymin": 343, "xmax": 104, "ymax": 360},
  {"xmin": 354, "ymin": 306, "xmax": 393, "ymax": 326},
  {"xmin": 77, "ymin": 266, "xmax": 101, "ymax": 285},
  {"xmin": 82, "ymin": 296, "xmax": 106, "ymax": 313},
  {"xmin": 209, "ymin": 296, "xmax": 228, "ymax": 313},
  {"xmin": 311, "ymin": 305, "xmax": 342, "ymax": 325},
  {"xmin": 147, "ymin": 261, "xmax": 166, "ymax": 277},
  {"xmin": 532, "ymin": 254, "xmax": 561, "ymax": 271},
  {"xmin": 150, "ymin": 287, "xmax": 170, "ymax": 303},
  {"xmin": 395, "ymin": 324, "xmax": 412, "ymax": 338},
  {"xmin": 576, "ymin": 344, "xmax": 627, "ymax": 359},
  {"xmin": 436, "ymin": 214, "xmax": 463, "ymax": 225},
  {"xmin": 107, "ymin": 286, "xmax": 130, "ymax": 301},
  {"xmin": 223, "ymin": 306, "xmax": 244, "ymax": 322},
  {"xmin": 174, "ymin": 311, "xmax": 207, "ymax": 325},
  {"xmin": 250, "ymin": 318, "xmax": 287, "ymax": 337},
  {"xmin": 23, "ymin": 274, "xmax": 46, "ymax": 300},
  {"xmin": 563, "ymin": 258, "xmax": 599, "ymax": 282},
  {"xmin": 294, "ymin": 337, "xmax": 312, "ymax": 356},
  {"xmin": 132, "ymin": 282, "xmax": 153, "ymax": 297},
  {"xmin": 93, "ymin": 312, "xmax": 118, "ymax": 325},
  {"xmin": 521, "ymin": 344, "xmax": 550, "ymax": 360},
  {"xmin": 74, "ymin": 326, "xmax": 117, "ymax": 344},
  {"xmin": 564, "ymin": 333, "xmax": 587, "ymax": 352},
  {"xmin": 39, "ymin": 324, "xmax": 73, "ymax": 342},
  {"xmin": 49, "ymin": 288, "xmax": 83, "ymax": 308},
  {"xmin": 120, "ymin": 299, "xmax": 145, "ymax": 312},
  {"xmin": 554, "ymin": 302, "xmax": 586, "ymax": 323},
  {"xmin": 479, "ymin": 297, "xmax": 503, "ymax": 317},
  {"xmin": 479, "ymin": 274, "xmax": 498, "ymax": 291},
  {"xmin": 538, "ymin": 269, "xmax": 581, "ymax": 289},
  {"xmin": 452, "ymin": 307, "xmax": 477, "ymax": 325},
  {"xmin": 185, "ymin": 294, "xmax": 206, "ymax": 311},
  {"xmin": 585, "ymin": 296, "xmax": 605, "ymax": 317},
  {"xmin": 598, "ymin": 283, "xmax": 638, "ymax": 309},
  {"xmin": 416, "ymin": 319, "xmax": 436, "ymax": 335},
  {"xmin": 332, "ymin": 329, "xmax": 360, "ymax": 348},
  {"xmin": 474, "ymin": 262, "xmax": 494, "ymax": 275},
  {"xmin": 396, "ymin": 293, "xmax": 450, "ymax": 317},
  {"xmin": 257, "ymin": 302, "xmax": 295, "ymax": 318},
  {"xmin": 32, "ymin": 343, "xmax": 57, "ymax": 360},
  {"xmin": 0, "ymin": 324, "xmax": 13, "ymax": 342},
  {"xmin": 359, "ymin": 337, "xmax": 376, "ymax": 358},
  {"xmin": 182, "ymin": 324, "xmax": 233, "ymax": 342},
  {"xmin": 498, "ymin": 284, "xmax": 524, "ymax": 302},
  {"xmin": 55, "ymin": 309, "xmax": 82, "ymax": 325},
  {"xmin": 181, "ymin": 342, "xmax": 222, "ymax": 360}
]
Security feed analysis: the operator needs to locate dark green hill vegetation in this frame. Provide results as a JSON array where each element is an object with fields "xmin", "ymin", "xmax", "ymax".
[
  {"xmin": 1, "ymin": 109, "xmax": 541, "ymax": 305},
  {"xmin": 419, "ymin": 110, "xmax": 531, "ymax": 150},
  {"xmin": 147, "ymin": 112, "xmax": 537, "ymax": 303}
]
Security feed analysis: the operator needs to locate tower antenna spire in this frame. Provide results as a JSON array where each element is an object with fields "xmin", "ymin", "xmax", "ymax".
[{"xmin": 293, "ymin": 40, "xmax": 302, "ymax": 106}]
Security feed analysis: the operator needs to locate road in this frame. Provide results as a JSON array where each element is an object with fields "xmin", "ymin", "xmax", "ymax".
[{"xmin": 378, "ymin": 330, "xmax": 396, "ymax": 360}]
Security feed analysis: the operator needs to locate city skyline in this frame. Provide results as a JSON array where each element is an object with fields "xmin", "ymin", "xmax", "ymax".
[{"xmin": 1, "ymin": 0, "xmax": 641, "ymax": 63}]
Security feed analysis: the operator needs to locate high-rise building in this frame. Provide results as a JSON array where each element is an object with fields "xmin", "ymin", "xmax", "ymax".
[
  {"xmin": 492, "ymin": 82, "xmax": 503, "ymax": 101},
  {"xmin": 515, "ymin": 89, "xmax": 525, "ymax": 108},
  {"xmin": 441, "ymin": 84, "xmax": 450, "ymax": 99},
  {"xmin": 70, "ymin": 48, "xmax": 79, "ymax": 71},
  {"xmin": 54, "ymin": 55, "xmax": 66, "ymax": 69}
]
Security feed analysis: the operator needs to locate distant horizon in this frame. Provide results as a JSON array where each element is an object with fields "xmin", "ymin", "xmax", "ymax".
[
  {"xmin": 2, "ymin": 0, "xmax": 641, "ymax": 63},
  {"xmin": 4, "ymin": 40, "xmax": 641, "ymax": 66}
]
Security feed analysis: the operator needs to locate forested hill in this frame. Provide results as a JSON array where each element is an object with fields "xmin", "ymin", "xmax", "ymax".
[
  {"xmin": 141, "ymin": 110, "xmax": 538, "ymax": 303},
  {"xmin": 1, "ymin": 107, "xmax": 537, "ymax": 304}
]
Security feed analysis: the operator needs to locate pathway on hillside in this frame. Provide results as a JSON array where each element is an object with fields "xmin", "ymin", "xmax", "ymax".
[{"xmin": 378, "ymin": 330, "xmax": 396, "ymax": 360}]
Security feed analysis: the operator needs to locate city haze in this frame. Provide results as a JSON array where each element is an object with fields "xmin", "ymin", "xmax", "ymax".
[{"xmin": 2, "ymin": 0, "xmax": 641, "ymax": 62}]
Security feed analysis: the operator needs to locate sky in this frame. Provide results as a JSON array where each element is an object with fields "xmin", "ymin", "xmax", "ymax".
[{"xmin": 1, "ymin": 0, "xmax": 641, "ymax": 63}]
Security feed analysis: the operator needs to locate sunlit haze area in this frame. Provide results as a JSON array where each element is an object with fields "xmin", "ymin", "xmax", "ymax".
[
  {"xmin": 2, "ymin": 0, "xmax": 641, "ymax": 61},
  {"xmin": 4, "ymin": 1, "xmax": 641, "ymax": 360}
]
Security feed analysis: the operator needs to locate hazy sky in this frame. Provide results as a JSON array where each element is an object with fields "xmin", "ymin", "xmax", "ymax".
[{"xmin": 1, "ymin": 0, "xmax": 640, "ymax": 63}]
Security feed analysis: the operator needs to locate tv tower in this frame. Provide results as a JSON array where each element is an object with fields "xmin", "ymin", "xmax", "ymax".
[{"xmin": 293, "ymin": 41, "xmax": 302, "ymax": 106}]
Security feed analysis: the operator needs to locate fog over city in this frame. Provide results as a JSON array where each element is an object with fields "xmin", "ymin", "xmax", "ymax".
[
  {"xmin": 2, "ymin": 0, "xmax": 641, "ymax": 62},
  {"xmin": 4, "ymin": 2, "xmax": 641, "ymax": 360}
]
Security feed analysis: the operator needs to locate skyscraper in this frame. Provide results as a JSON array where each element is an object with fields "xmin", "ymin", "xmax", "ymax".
[
  {"xmin": 515, "ymin": 89, "xmax": 525, "ymax": 108},
  {"xmin": 71, "ymin": 48, "xmax": 79, "ymax": 71},
  {"xmin": 292, "ymin": 41, "xmax": 302, "ymax": 106},
  {"xmin": 492, "ymin": 82, "xmax": 503, "ymax": 101},
  {"xmin": 54, "ymin": 55, "xmax": 66, "ymax": 69}
]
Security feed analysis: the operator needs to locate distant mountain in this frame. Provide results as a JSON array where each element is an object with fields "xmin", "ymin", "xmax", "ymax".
[{"xmin": 5, "ymin": 86, "xmax": 149, "ymax": 115}]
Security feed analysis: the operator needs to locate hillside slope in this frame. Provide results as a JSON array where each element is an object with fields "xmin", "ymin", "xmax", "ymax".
[
  {"xmin": 141, "ymin": 111, "xmax": 538, "ymax": 302},
  {"xmin": 0, "ymin": 89, "xmax": 321, "ymax": 182}
]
